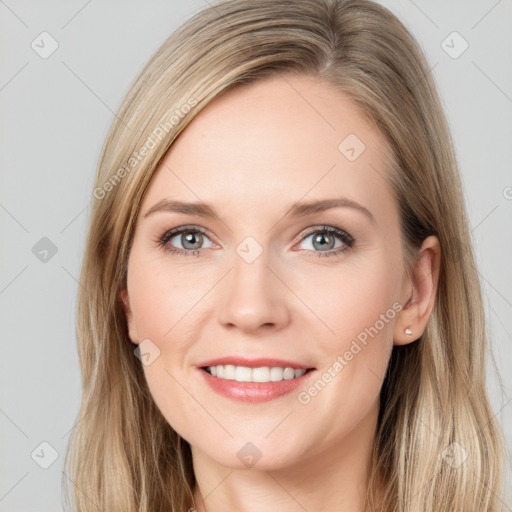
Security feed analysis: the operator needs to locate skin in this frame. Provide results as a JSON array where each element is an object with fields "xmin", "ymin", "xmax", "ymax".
[{"xmin": 120, "ymin": 74, "xmax": 440, "ymax": 511}]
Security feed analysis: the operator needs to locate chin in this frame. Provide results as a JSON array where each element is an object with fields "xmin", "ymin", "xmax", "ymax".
[{"xmin": 192, "ymin": 438, "xmax": 306, "ymax": 472}]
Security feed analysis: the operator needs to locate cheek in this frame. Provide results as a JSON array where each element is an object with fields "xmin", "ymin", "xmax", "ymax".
[
  {"xmin": 141, "ymin": 362, "xmax": 208, "ymax": 447},
  {"xmin": 298, "ymin": 254, "xmax": 399, "ymax": 410},
  {"xmin": 297, "ymin": 253, "xmax": 400, "ymax": 345},
  {"xmin": 128, "ymin": 253, "xmax": 216, "ymax": 340},
  {"xmin": 126, "ymin": 254, "xmax": 218, "ymax": 438}
]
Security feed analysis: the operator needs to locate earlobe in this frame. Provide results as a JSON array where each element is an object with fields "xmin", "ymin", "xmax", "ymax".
[
  {"xmin": 394, "ymin": 235, "xmax": 441, "ymax": 346},
  {"xmin": 119, "ymin": 288, "xmax": 139, "ymax": 344}
]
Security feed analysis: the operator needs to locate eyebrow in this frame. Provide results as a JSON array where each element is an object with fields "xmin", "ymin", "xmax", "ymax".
[{"xmin": 143, "ymin": 197, "xmax": 376, "ymax": 225}]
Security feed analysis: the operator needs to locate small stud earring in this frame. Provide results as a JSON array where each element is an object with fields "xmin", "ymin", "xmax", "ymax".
[{"xmin": 404, "ymin": 328, "xmax": 413, "ymax": 336}]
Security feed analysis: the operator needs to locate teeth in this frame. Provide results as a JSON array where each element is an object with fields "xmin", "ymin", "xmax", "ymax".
[
  {"xmin": 224, "ymin": 364, "xmax": 236, "ymax": 380},
  {"xmin": 234, "ymin": 366, "xmax": 252, "ymax": 382},
  {"xmin": 206, "ymin": 365, "xmax": 307, "ymax": 383},
  {"xmin": 270, "ymin": 367, "xmax": 283, "ymax": 381},
  {"xmin": 252, "ymin": 367, "xmax": 270, "ymax": 382},
  {"xmin": 283, "ymin": 367, "xmax": 295, "ymax": 380}
]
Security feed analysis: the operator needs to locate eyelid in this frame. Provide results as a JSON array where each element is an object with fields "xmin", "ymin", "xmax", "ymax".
[
  {"xmin": 158, "ymin": 225, "xmax": 217, "ymax": 246},
  {"xmin": 292, "ymin": 225, "xmax": 355, "ymax": 256},
  {"xmin": 297, "ymin": 225, "xmax": 354, "ymax": 245}
]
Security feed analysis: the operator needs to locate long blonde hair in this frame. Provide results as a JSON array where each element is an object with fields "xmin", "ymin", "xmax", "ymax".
[{"xmin": 62, "ymin": 0, "xmax": 506, "ymax": 510}]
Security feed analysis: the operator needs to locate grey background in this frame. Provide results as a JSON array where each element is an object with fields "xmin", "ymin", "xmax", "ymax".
[{"xmin": 0, "ymin": 1, "xmax": 511, "ymax": 510}]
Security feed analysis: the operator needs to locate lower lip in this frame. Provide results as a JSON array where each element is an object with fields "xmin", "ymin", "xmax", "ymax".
[{"xmin": 199, "ymin": 368, "xmax": 315, "ymax": 403}]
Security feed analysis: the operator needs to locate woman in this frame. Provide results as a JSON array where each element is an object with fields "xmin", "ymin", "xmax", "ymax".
[{"xmin": 63, "ymin": 0, "xmax": 507, "ymax": 510}]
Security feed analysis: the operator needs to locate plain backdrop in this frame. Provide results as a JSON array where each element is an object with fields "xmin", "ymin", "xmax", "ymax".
[{"xmin": 0, "ymin": 1, "xmax": 511, "ymax": 510}]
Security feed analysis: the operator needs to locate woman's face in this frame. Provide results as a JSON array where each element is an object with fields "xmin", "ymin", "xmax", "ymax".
[{"xmin": 122, "ymin": 74, "xmax": 412, "ymax": 472}]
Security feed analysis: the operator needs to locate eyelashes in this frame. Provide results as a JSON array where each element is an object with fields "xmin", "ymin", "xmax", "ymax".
[
  {"xmin": 157, "ymin": 225, "xmax": 212, "ymax": 256},
  {"xmin": 295, "ymin": 225, "xmax": 355, "ymax": 258},
  {"xmin": 155, "ymin": 224, "xmax": 355, "ymax": 259}
]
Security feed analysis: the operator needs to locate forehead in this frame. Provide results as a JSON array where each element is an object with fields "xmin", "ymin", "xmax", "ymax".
[{"xmin": 140, "ymin": 75, "xmax": 396, "ymax": 224}]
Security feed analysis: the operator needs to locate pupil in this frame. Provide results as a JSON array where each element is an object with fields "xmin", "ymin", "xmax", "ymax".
[
  {"xmin": 183, "ymin": 232, "xmax": 201, "ymax": 250},
  {"xmin": 314, "ymin": 233, "xmax": 333, "ymax": 251}
]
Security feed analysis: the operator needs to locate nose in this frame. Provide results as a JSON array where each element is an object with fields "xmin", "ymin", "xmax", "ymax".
[{"xmin": 217, "ymin": 248, "xmax": 291, "ymax": 333}]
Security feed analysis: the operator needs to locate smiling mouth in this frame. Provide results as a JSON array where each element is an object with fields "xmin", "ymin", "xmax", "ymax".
[{"xmin": 201, "ymin": 365, "xmax": 315, "ymax": 383}]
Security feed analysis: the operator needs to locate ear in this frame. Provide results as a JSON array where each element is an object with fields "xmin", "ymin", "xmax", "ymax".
[
  {"xmin": 119, "ymin": 288, "xmax": 140, "ymax": 344},
  {"xmin": 393, "ymin": 235, "xmax": 441, "ymax": 346}
]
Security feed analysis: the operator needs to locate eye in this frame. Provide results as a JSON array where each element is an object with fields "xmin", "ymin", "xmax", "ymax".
[
  {"xmin": 155, "ymin": 224, "xmax": 355, "ymax": 258},
  {"xmin": 156, "ymin": 225, "xmax": 214, "ymax": 256},
  {"xmin": 296, "ymin": 226, "xmax": 354, "ymax": 258}
]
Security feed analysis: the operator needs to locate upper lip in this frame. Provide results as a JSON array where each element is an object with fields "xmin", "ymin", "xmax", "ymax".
[{"xmin": 198, "ymin": 356, "xmax": 315, "ymax": 370}]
